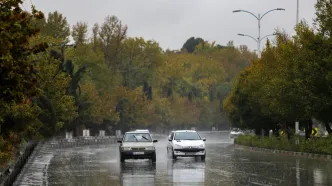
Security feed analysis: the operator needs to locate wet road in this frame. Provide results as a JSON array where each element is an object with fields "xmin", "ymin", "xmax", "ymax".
[{"xmin": 16, "ymin": 132, "xmax": 332, "ymax": 186}]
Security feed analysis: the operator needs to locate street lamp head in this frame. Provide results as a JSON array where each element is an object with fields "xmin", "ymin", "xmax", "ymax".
[
  {"xmin": 233, "ymin": 10, "xmax": 241, "ymax": 13},
  {"xmin": 238, "ymin": 34, "xmax": 245, "ymax": 36},
  {"xmin": 276, "ymin": 8, "xmax": 285, "ymax": 11}
]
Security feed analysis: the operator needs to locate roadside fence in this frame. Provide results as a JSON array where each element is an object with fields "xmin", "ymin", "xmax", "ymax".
[
  {"xmin": 47, "ymin": 136, "xmax": 122, "ymax": 149},
  {"xmin": 1, "ymin": 141, "xmax": 38, "ymax": 186}
]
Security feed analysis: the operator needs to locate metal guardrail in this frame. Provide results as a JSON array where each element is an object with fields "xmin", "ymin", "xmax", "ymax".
[
  {"xmin": 1, "ymin": 141, "xmax": 37, "ymax": 186},
  {"xmin": 47, "ymin": 136, "xmax": 122, "ymax": 149},
  {"xmin": 47, "ymin": 133, "xmax": 172, "ymax": 149}
]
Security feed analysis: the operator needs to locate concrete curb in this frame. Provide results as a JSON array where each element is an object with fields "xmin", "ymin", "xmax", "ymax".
[{"xmin": 234, "ymin": 144, "xmax": 332, "ymax": 161}]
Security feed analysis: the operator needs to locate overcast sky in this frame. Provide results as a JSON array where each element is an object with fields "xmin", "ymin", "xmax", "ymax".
[{"xmin": 23, "ymin": 0, "xmax": 317, "ymax": 51}]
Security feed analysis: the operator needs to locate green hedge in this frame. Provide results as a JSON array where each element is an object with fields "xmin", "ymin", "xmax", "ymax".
[{"xmin": 235, "ymin": 135, "xmax": 332, "ymax": 155}]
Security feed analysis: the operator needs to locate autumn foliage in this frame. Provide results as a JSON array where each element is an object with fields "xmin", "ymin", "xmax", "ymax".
[
  {"xmin": 224, "ymin": 0, "xmax": 332, "ymax": 138},
  {"xmin": 0, "ymin": 0, "xmax": 256, "ymax": 166}
]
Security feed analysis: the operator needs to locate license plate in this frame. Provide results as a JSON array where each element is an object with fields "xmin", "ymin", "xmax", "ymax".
[
  {"xmin": 185, "ymin": 152, "xmax": 196, "ymax": 155},
  {"xmin": 133, "ymin": 152, "xmax": 144, "ymax": 155}
]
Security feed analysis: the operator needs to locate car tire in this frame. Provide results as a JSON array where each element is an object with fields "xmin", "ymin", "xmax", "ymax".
[
  {"xmin": 120, "ymin": 155, "xmax": 125, "ymax": 163},
  {"xmin": 201, "ymin": 155, "xmax": 206, "ymax": 161},
  {"xmin": 172, "ymin": 149, "xmax": 177, "ymax": 160},
  {"xmin": 151, "ymin": 153, "xmax": 156, "ymax": 163}
]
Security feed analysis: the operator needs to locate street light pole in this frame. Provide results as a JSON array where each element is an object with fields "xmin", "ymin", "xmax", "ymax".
[
  {"xmin": 258, "ymin": 14, "xmax": 261, "ymax": 58},
  {"xmin": 296, "ymin": 0, "xmax": 299, "ymax": 25},
  {"xmin": 238, "ymin": 33, "xmax": 276, "ymax": 56},
  {"xmin": 233, "ymin": 8, "xmax": 285, "ymax": 58},
  {"xmin": 237, "ymin": 34, "xmax": 258, "ymax": 43}
]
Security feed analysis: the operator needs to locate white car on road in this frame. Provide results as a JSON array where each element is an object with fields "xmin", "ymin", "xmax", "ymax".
[
  {"xmin": 230, "ymin": 128, "xmax": 244, "ymax": 138},
  {"xmin": 167, "ymin": 130, "xmax": 206, "ymax": 160}
]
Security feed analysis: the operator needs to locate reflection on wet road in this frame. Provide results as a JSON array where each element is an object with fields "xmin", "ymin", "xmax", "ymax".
[
  {"xmin": 120, "ymin": 160, "xmax": 156, "ymax": 186},
  {"xmin": 16, "ymin": 132, "xmax": 332, "ymax": 185}
]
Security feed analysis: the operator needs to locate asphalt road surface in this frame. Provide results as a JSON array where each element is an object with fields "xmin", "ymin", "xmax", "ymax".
[{"xmin": 15, "ymin": 132, "xmax": 332, "ymax": 186}]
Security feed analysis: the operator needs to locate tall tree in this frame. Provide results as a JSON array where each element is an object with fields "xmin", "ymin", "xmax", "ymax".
[
  {"xmin": 182, "ymin": 37, "xmax": 204, "ymax": 53},
  {"xmin": 0, "ymin": 0, "xmax": 47, "ymax": 135},
  {"xmin": 226, "ymin": 41, "xmax": 234, "ymax": 47},
  {"xmin": 92, "ymin": 23, "xmax": 99, "ymax": 52},
  {"xmin": 117, "ymin": 37, "xmax": 163, "ymax": 90},
  {"xmin": 41, "ymin": 11, "xmax": 70, "ymax": 42},
  {"xmin": 99, "ymin": 15, "xmax": 127, "ymax": 69},
  {"xmin": 315, "ymin": 0, "xmax": 332, "ymax": 37},
  {"xmin": 72, "ymin": 22, "xmax": 88, "ymax": 45},
  {"xmin": 34, "ymin": 55, "xmax": 78, "ymax": 135}
]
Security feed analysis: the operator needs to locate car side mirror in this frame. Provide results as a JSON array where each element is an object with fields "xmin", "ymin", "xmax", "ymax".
[
  {"xmin": 153, "ymin": 140, "xmax": 158, "ymax": 143},
  {"xmin": 202, "ymin": 138, "xmax": 206, "ymax": 141},
  {"xmin": 117, "ymin": 140, "xmax": 122, "ymax": 143},
  {"xmin": 168, "ymin": 138, "xmax": 172, "ymax": 142}
]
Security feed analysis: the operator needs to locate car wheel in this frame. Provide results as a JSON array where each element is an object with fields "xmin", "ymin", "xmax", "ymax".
[
  {"xmin": 172, "ymin": 149, "xmax": 177, "ymax": 160},
  {"xmin": 151, "ymin": 153, "xmax": 156, "ymax": 163},
  {"xmin": 120, "ymin": 155, "xmax": 125, "ymax": 163},
  {"xmin": 201, "ymin": 155, "xmax": 206, "ymax": 161}
]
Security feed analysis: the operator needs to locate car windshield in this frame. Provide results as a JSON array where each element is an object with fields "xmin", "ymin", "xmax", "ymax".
[
  {"xmin": 174, "ymin": 132, "xmax": 201, "ymax": 140},
  {"xmin": 123, "ymin": 133, "xmax": 152, "ymax": 142}
]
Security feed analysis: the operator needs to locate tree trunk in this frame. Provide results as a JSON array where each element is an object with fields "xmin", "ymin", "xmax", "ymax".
[
  {"xmin": 285, "ymin": 122, "xmax": 293, "ymax": 140},
  {"xmin": 286, "ymin": 127, "xmax": 291, "ymax": 140},
  {"xmin": 255, "ymin": 128, "xmax": 262, "ymax": 136},
  {"xmin": 264, "ymin": 128, "xmax": 270, "ymax": 137},
  {"xmin": 324, "ymin": 121, "xmax": 332, "ymax": 134},
  {"xmin": 305, "ymin": 119, "xmax": 313, "ymax": 140},
  {"xmin": 39, "ymin": 95, "xmax": 58, "ymax": 135},
  {"xmin": 273, "ymin": 125, "xmax": 280, "ymax": 137},
  {"xmin": 273, "ymin": 129, "xmax": 279, "ymax": 137}
]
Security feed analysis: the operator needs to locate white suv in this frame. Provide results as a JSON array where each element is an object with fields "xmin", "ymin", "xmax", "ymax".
[{"xmin": 167, "ymin": 130, "xmax": 206, "ymax": 160}]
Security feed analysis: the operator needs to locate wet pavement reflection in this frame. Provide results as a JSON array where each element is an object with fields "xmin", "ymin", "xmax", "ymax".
[
  {"xmin": 120, "ymin": 160, "xmax": 156, "ymax": 186},
  {"xmin": 16, "ymin": 132, "xmax": 332, "ymax": 186}
]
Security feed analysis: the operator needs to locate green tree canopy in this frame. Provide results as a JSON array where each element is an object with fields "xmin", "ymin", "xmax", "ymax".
[
  {"xmin": 72, "ymin": 22, "xmax": 88, "ymax": 45},
  {"xmin": 182, "ymin": 37, "xmax": 204, "ymax": 53},
  {"xmin": 37, "ymin": 11, "xmax": 70, "ymax": 42}
]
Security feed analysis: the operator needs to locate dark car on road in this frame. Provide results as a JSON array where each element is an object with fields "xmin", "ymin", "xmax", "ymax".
[{"xmin": 118, "ymin": 131, "xmax": 158, "ymax": 163}]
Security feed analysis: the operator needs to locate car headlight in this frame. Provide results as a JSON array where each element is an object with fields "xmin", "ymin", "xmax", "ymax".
[
  {"xmin": 121, "ymin": 147, "xmax": 131, "ymax": 151},
  {"xmin": 145, "ymin": 146, "xmax": 155, "ymax": 150},
  {"xmin": 198, "ymin": 144, "xmax": 205, "ymax": 148},
  {"xmin": 174, "ymin": 144, "xmax": 183, "ymax": 149}
]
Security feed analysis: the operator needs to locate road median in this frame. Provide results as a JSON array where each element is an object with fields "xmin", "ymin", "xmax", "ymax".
[{"xmin": 234, "ymin": 135, "xmax": 332, "ymax": 161}]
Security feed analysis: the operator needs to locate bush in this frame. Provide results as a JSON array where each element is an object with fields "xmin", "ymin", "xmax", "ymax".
[
  {"xmin": 0, "ymin": 132, "xmax": 21, "ymax": 167},
  {"xmin": 299, "ymin": 136, "xmax": 332, "ymax": 155},
  {"xmin": 0, "ymin": 138, "xmax": 13, "ymax": 167},
  {"xmin": 235, "ymin": 135, "xmax": 332, "ymax": 155}
]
